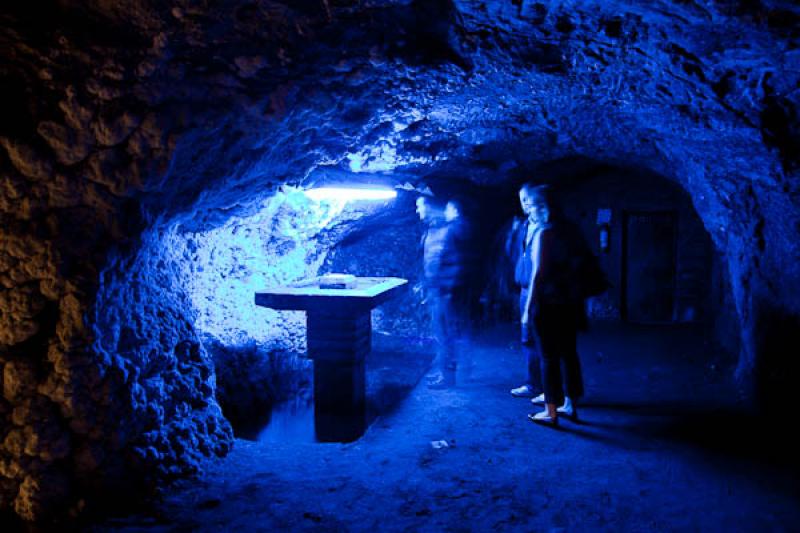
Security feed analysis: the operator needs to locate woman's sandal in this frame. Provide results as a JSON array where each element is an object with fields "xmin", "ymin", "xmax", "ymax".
[
  {"xmin": 527, "ymin": 411, "xmax": 558, "ymax": 426},
  {"xmin": 557, "ymin": 404, "xmax": 578, "ymax": 421}
]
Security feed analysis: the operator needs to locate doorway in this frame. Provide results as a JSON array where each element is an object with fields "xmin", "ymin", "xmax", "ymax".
[{"xmin": 623, "ymin": 211, "xmax": 677, "ymax": 323}]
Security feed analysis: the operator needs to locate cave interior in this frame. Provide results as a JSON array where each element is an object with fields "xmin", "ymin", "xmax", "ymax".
[{"xmin": 1, "ymin": 0, "xmax": 799, "ymax": 529}]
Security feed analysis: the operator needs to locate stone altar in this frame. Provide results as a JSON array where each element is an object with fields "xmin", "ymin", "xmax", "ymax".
[{"xmin": 255, "ymin": 276, "xmax": 407, "ymax": 441}]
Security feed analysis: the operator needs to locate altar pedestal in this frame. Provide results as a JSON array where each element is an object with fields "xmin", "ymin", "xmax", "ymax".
[{"xmin": 255, "ymin": 277, "xmax": 407, "ymax": 442}]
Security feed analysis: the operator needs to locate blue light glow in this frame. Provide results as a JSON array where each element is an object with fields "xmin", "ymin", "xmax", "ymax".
[
  {"xmin": 347, "ymin": 153, "xmax": 364, "ymax": 172},
  {"xmin": 175, "ymin": 186, "xmax": 389, "ymax": 346},
  {"xmin": 304, "ymin": 186, "xmax": 398, "ymax": 202}
]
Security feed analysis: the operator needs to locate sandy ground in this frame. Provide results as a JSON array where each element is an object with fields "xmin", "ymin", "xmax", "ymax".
[{"xmin": 86, "ymin": 322, "xmax": 799, "ymax": 532}]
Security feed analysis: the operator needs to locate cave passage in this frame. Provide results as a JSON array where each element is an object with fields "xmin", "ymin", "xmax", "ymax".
[
  {"xmin": 2, "ymin": 0, "xmax": 799, "ymax": 528},
  {"xmin": 170, "ymin": 159, "xmax": 721, "ymax": 449}
]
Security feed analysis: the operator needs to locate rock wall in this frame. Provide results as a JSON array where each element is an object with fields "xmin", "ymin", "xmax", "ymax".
[{"xmin": 1, "ymin": 0, "xmax": 798, "ymax": 522}]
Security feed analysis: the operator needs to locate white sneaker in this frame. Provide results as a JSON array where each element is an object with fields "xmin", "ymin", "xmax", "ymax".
[
  {"xmin": 510, "ymin": 384, "xmax": 534, "ymax": 397},
  {"xmin": 530, "ymin": 393, "xmax": 545, "ymax": 405}
]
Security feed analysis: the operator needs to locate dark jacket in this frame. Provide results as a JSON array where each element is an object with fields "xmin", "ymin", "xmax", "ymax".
[{"xmin": 423, "ymin": 219, "xmax": 469, "ymax": 291}]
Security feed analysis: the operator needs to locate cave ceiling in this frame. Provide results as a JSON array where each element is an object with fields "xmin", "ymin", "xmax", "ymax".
[{"xmin": 2, "ymin": 1, "xmax": 796, "ymax": 228}]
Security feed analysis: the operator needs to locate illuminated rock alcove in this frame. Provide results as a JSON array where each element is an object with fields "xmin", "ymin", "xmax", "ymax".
[
  {"xmin": 1, "ymin": 0, "xmax": 798, "ymax": 525},
  {"xmin": 168, "ymin": 184, "xmax": 425, "ymax": 434}
]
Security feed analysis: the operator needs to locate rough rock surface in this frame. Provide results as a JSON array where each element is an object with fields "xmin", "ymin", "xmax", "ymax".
[{"xmin": 1, "ymin": 0, "xmax": 799, "ymax": 522}]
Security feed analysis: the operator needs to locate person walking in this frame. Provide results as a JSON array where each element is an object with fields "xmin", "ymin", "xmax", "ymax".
[{"xmin": 417, "ymin": 196, "xmax": 469, "ymax": 389}]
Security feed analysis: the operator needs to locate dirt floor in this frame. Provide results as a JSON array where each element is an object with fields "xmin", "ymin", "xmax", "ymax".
[{"xmin": 89, "ymin": 322, "xmax": 799, "ymax": 532}]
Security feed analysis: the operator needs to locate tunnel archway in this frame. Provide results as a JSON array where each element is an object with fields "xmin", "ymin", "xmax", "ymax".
[
  {"xmin": 2, "ymin": 0, "xmax": 798, "ymax": 525},
  {"xmin": 110, "ymin": 148, "xmax": 733, "ymax": 452}
]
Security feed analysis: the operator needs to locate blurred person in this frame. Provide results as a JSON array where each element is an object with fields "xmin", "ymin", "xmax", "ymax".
[{"xmin": 417, "ymin": 196, "xmax": 470, "ymax": 388}]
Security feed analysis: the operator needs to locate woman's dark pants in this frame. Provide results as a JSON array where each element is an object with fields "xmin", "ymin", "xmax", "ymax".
[
  {"xmin": 520, "ymin": 288, "xmax": 541, "ymax": 391},
  {"xmin": 533, "ymin": 304, "xmax": 584, "ymax": 406}
]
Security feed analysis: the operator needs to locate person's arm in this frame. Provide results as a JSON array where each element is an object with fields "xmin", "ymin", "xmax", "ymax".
[
  {"xmin": 522, "ymin": 278, "xmax": 534, "ymax": 326},
  {"xmin": 522, "ymin": 228, "xmax": 554, "ymax": 324},
  {"xmin": 505, "ymin": 218, "xmax": 522, "ymax": 256},
  {"xmin": 533, "ymin": 228, "xmax": 555, "ymax": 301}
]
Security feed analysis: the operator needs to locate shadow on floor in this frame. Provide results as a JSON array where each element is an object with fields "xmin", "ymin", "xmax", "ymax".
[{"xmin": 573, "ymin": 402, "xmax": 800, "ymax": 470}]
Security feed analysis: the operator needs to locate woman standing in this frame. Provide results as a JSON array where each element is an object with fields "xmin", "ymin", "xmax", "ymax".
[{"xmin": 519, "ymin": 184, "xmax": 586, "ymax": 426}]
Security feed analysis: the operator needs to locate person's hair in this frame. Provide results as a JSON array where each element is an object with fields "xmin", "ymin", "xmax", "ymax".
[
  {"xmin": 519, "ymin": 183, "xmax": 551, "ymax": 207},
  {"xmin": 445, "ymin": 198, "xmax": 463, "ymax": 212},
  {"xmin": 417, "ymin": 195, "xmax": 445, "ymax": 210}
]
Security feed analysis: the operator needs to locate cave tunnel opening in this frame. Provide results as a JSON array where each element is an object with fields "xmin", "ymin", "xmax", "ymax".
[
  {"xmin": 60, "ymin": 85, "xmax": 797, "ymax": 524},
  {"xmin": 147, "ymin": 149, "xmax": 733, "ymax": 448}
]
